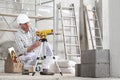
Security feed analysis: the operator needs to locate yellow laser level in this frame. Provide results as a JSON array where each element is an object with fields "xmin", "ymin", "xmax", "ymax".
[{"xmin": 36, "ymin": 29, "xmax": 53, "ymax": 39}]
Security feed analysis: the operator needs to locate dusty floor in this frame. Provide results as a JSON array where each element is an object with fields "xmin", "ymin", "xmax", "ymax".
[{"xmin": 0, "ymin": 73, "xmax": 120, "ymax": 80}]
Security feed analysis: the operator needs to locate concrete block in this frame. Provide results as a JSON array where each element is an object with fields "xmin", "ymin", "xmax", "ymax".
[
  {"xmin": 81, "ymin": 64, "xmax": 95, "ymax": 77},
  {"xmin": 75, "ymin": 64, "xmax": 81, "ymax": 77},
  {"xmin": 81, "ymin": 49, "xmax": 110, "ymax": 77},
  {"xmin": 81, "ymin": 49, "xmax": 110, "ymax": 64},
  {"xmin": 81, "ymin": 63, "xmax": 110, "ymax": 77},
  {"xmin": 81, "ymin": 50, "xmax": 95, "ymax": 64},
  {"xmin": 95, "ymin": 49, "xmax": 110, "ymax": 63},
  {"xmin": 95, "ymin": 63, "xmax": 110, "ymax": 77}
]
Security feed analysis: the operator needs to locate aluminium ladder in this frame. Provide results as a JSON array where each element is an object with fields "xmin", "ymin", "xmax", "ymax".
[
  {"xmin": 85, "ymin": 3, "xmax": 103, "ymax": 49},
  {"xmin": 59, "ymin": 3, "xmax": 81, "ymax": 60}
]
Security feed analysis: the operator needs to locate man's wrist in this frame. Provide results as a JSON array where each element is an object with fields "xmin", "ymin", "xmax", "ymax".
[{"xmin": 27, "ymin": 46, "xmax": 34, "ymax": 52}]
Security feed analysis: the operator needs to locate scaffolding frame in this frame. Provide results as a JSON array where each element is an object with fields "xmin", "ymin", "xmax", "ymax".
[{"xmin": 0, "ymin": 0, "xmax": 58, "ymax": 55}]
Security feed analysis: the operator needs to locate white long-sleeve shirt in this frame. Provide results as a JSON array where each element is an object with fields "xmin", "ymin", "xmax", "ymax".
[{"xmin": 15, "ymin": 26, "xmax": 39, "ymax": 55}]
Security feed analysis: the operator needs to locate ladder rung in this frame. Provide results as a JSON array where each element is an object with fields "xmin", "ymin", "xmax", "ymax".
[
  {"xmin": 94, "ymin": 27, "xmax": 100, "ymax": 29},
  {"xmin": 59, "ymin": 28, "xmax": 70, "ymax": 31},
  {"xmin": 65, "ymin": 35, "xmax": 78, "ymax": 37},
  {"xmin": 56, "ymin": 39, "xmax": 64, "ymax": 42},
  {"xmin": 88, "ymin": 38, "xmax": 102, "ymax": 41},
  {"xmin": 62, "ymin": 7, "xmax": 74, "ymax": 10},
  {"xmin": 96, "ymin": 46, "xmax": 103, "ymax": 48},
  {"xmin": 89, "ymin": 19, "xmax": 98, "ymax": 21},
  {"xmin": 67, "ymin": 54, "xmax": 80, "ymax": 56},
  {"xmin": 96, "ymin": 45, "xmax": 102, "ymax": 47},
  {"xmin": 95, "ymin": 36, "xmax": 102, "ymax": 39},
  {"xmin": 63, "ymin": 16, "xmax": 75, "ymax": 19},
  {"xmin": 90, "ymin": 27, "xmax": 100, "ymax": 30},
  {"xmin": 88, "ymin": 36, "xmax": 102, "ymax": 39},
  {"xmin": 64, "ymin": 25, "xmax": 76, "ymax": 27},
  {"xmin": 66, "ymin": 44, "xmax": 79, "ymax": 46},
  {"xmin": 61, "ymin": 18, "xmax": 75, "ymax": 20},
  {"xmin": 88, "ymin": 9, "xmax": 96, "ymax": 12}
]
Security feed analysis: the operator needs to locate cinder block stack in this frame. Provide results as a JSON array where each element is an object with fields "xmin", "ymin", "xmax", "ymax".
[{"xmin": 81, "ymin": 49, "xmax": 110, "ymax": 77}]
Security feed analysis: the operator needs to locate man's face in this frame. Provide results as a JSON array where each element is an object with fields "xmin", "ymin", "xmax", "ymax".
[{"xmin": 20, "ymin": 22, "xmax": 29, "ymax": 32}]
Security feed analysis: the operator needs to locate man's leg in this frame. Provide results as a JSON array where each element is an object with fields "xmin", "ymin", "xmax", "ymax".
[
  {"xmin": 18, "ymin": 55, "xmax": 29, "ymax": 75},
  {"xmin": 19, "ymin": 52, "xmax": 37, "ymax": 75}
]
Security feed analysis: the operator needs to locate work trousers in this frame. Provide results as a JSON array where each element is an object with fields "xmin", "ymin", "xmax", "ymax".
[{"xmin": 19, "ymin": 43, "xmax": 53, "ymax": 70}]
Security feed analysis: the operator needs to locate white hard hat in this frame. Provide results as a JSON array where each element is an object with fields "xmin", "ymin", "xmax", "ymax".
[{"xmin": 17, "ymin": 14, "xmax": 30, "ymax": 24}]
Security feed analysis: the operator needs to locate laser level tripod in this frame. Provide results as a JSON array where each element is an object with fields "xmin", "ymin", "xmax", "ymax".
[{"xmin": 32, "ymin": 32, "xmax": 63, "ymax": 76}]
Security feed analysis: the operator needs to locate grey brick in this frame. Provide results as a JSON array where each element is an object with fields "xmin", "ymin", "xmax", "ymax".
[{"xmin": 81, "ymin": 49, "xmax": 110, "ymax": 64}]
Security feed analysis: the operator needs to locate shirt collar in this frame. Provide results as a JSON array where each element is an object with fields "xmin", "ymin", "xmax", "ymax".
[{"xmin": 18, "ymin": 27, "xmax": 30, "ymax": 34}]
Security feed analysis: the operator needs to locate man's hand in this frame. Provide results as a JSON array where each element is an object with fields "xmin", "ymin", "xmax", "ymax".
[
  {"xmin": 32, "ymin": 41, "xmax": 40, "ymax": 48},
  {"xmin": 27, "ymin": 41, "xmax": 40, "ymax": 52}
]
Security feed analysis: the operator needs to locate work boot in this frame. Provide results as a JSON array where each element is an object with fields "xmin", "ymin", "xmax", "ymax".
[
  {"xmin": 22, "ymin": 69, "xmax": 29, "ymax": 75},
  {"xmin": 40, "ymin": 69, "xmax": 54, "ymax": 75}
]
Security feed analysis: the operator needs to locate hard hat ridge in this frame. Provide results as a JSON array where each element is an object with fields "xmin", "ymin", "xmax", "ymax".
[{"xmin": 17, "ymin": 14, "xmax": 30, "ymax": 24}]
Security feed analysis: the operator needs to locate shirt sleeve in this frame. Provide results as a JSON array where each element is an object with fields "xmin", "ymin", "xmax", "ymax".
[
  {"xmin": 15, "ymin": 33, "xmax": 27, "ymax": 55},
  {"xmin": 31, "ymin": 27, "xmax": 40, "ymax": 41}
]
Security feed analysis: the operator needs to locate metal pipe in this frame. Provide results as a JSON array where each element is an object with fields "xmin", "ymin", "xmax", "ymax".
[
  {"xmin": 53, "ymin": 0, "xmax": 57, "ymax": 55},
  {"xmin": 35, "ymin": 0, "xmax": 37, "ymax": 27},
  {"xmin": 37, "ymin": 0, "xmax": 53, "ymax": 5},
  {"xmin": 0, "ymin": 13, "xmax": 53, "ymax": 20},
  {"xmin": 0, "ymin": 29, "xmax": 17, "ymax": 32}
]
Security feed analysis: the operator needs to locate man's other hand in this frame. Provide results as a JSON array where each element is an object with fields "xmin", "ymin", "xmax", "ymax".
[
  {"xmin": 27, "ymin": 41, "xmax": 40, "ymax": 52},
  {"xmin": 32, "ymin": 41, "xmax": 40, "ymax": 48}
]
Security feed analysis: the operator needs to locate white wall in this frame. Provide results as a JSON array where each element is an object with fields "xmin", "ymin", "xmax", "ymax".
[
  {"xmin": 101, "ymin": 0, "xmax": 120, "ymax": 77},
  {"xmin": 83, "ymin": 0, "xmax": 120, "ymax": 77},
  {"xmin": 102, "ymin": 0, "xmax": 109, "ymax": 49},
  {"xmin": 109, "ymin": 0, "xmax": 120, "ymax": 77}
]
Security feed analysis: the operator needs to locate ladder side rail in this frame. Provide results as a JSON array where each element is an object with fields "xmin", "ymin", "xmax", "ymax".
[
  {"xmin": 72, "ymin": 4, "xmax": 81, "ymax": 56},
  {"xmin": 94, "ymin": 1, "xmax": 103, "ymax": 49},
  {"xmin": 59, "ymin": 3, "xmax": 68, "ymax": 59},
  {"xmin": 94, "ymin": 1, "xmax": 103, "ymax": 39},
  {"xmin": 69, "ymin": 4, "xmax": 74, "ymax": 55},
  {"xmin": 71, "ymin": 4, "xmax": 77, "ymax": 44},
  {"xmin": 85, "ymin": 6, "xmax": 95, "ymax": 49}
]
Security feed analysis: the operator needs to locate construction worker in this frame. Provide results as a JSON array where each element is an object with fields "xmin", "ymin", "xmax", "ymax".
[{"xmin": 15, "ymin": 14, "xmax": 54, "ymax": 75}]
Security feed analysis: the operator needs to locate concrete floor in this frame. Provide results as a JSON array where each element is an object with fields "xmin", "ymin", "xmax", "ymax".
[{"xmin": 0, "ymin": 73, "xmax": 120, "ymax": 80}]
